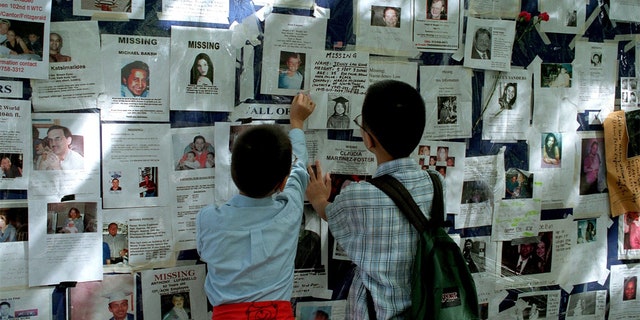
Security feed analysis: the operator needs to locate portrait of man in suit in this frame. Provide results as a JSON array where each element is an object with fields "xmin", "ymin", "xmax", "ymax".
[{"xmin": 471, "ymin": 28, "xmax": 491, "ymax": 60}]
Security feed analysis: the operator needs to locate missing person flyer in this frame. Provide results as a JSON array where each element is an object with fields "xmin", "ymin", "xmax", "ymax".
[
  {"xmin": 0, "ymin": 288, "xmax": 53, "ymax": 320},
  {"xmin": 28, "ymin": 196, "xmax": 103, "ymax": 286},
  {"xmin": 30, "ymin": 112, "xmax": 101, "ymax": 197},
  {"xmin": 0, "ymin": 1, "xmax": 51, "ymax": 79},
  {"xmin": 31, "ymin": 21, "xmax": 104, "ymax": 111},
  {"xmin": 101, "ymin": 123, "xmax": 171, "ymax": 209},
  {"xmin": 0, "ymin": 99, "xmax": 30, "ymax": 190},
  {"xmin": 170, "ymin": 26, "xmax": 235, "ymax": 112},
  {"xmin": 100, "ymin": 34, "xmax": 170, "ymax": 122},
  {"xmin": 141, "ymin": 264, "xmax": 208, "ymax": 320},
  {"xmin": 419, "ymin": 65, "xmax": 473, "ymax": 139},
  {"xmin": 259, "ymin": 13, "xmax": 327, "ymax": 96}
]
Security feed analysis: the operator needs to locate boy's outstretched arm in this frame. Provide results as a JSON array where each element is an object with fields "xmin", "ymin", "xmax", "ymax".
[
  {"xmin": 306, "ymin": 160, "xmax": 332, "ymax": 221},
  {"xmin": 290, "ymin": 93, "xmax": 315, "ymax": 129}
]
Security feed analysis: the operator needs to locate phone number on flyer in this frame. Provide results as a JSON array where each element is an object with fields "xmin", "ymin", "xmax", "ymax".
[{"xmin": 0, "ymin": 66, "xmax": 25, "ymax": 72}]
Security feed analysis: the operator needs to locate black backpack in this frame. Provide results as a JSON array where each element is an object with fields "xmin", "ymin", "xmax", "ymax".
[{"xmin": 366, "ymin": 172, "xmax": 480, "ymax": 319}]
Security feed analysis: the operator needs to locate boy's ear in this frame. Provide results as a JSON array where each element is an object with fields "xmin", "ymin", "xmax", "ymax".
[
  {"xmin": 276, "ymin": 175, "xmax": 289, "ymax": 192},
  {"xmin": 362, "ymin": 131, "xmax": 376, "ymax": 150}
]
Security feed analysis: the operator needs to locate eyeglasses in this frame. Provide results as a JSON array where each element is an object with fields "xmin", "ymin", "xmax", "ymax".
[{"xmin": 353, "ymin": 114, "xmax": 368, "ymax": 133}]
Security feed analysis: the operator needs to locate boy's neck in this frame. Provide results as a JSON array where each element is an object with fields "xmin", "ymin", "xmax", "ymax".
[
  {"xmin": 374, "ymin": 150, "xmax": 394, "ymax": 166},
  {"xmin": 364, "ymin": 131, "xmax": 395, "ymax": 166}
]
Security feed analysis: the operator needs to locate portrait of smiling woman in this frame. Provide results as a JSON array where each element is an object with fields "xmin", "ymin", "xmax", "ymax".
[{"xmin": 190, "ymin": 53, "xmax": 214, "ymax": 86}]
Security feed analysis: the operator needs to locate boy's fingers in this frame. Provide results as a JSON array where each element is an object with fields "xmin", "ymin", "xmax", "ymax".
[
  {"xmin": 314, "ymin": 160, "xmax": 322, "ymax": 177},
  {"xmin": 307, "ymin": 165, "xmax": 316, "ymax": 180}
]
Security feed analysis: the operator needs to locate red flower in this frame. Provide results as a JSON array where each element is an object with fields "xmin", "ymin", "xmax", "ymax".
[
  {"xmin": 539, "ymin": 12, "xmax": 550, "ymax": 21},
  {"xmin": 518, "ymin": 11, "xmax": 532, "ymax": 22}
]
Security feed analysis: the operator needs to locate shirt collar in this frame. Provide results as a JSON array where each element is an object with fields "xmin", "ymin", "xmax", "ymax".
[
  {"xmin": 374, "ymin": 157, "xmax": 418, "ymax": 177},
  {"xmin": 228, "ymin": 193, "xmax": 275, "ymax": 207}
]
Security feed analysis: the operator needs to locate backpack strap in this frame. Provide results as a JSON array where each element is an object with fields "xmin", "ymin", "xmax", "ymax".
[
  {"xmin": 369, "ymin": 171, "xmax": 444, "ymax": 232},
  {"xmin": 364, "ymin": 171, "xmax": 444, "ymax": 319}
]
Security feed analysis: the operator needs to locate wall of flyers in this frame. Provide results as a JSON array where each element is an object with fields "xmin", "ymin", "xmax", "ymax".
[{"xmin": 0, "ymin": 0, "xmax": 639, "ymax": 318}]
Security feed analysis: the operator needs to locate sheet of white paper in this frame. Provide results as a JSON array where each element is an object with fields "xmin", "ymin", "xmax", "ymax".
[
  {"xmin": 463, "ymin": 17, "xmax": 515, "ymax": 72},
  {"xmin": 608, "ymin": 0, "xmax": 640, "ymax": 23},
  {"xmin": 412, "ymin": 139, "xmax": 466, "ymax": 215},
  {"xmin": 231, "ymin": 103, "xmax": 292, "ymax": 121},
  {"xmin": 413, "ymin": 0, "xmax": 462, "ymax": 53},
  {"xmin": 529, "ymin": 130, "xmax": 578, "ymax": 208},
  {"xmin": 0, "ymin": 288, "xmax": 53, "ymax": 320},
  {"xmin": 317, "ymin": 139, "xmax": 377, "ymax": 176},
  {"xmin": 170, "ymin": 26, "xmax": 236, "ymax": 111},
  {"xmin": 213, "ymin": 122, "xmax": 235, "ymax": 205},
  {"xmin": 572, "ymin": 41, "xmax": 617, "ymax": 112},
  {"xmin": 141, "ymin": 264, "xmax": 208, "ymax": 320},
  {"xmin": 308, "ymin": 50, "xmax": 370, "ymax": 95},
  {"xmin": 102, "ymin": 123, "xmax": 172, "ymax": 208},
  {"xmin": 0, "ymin": 99, "xmax": 30, "ymax": 190},
  {"xmin": 170, "ymin": 126, "xmax": 215, "ymax": 251},
  {"xmin": 495, "ymin": 221, "xmax": 561, "ymax": 290},
  {"xmin": 620, "ymin": 76, "xmax": 639, "ymax": 111},
  {"xmin": 31, "ymin": 21, "xmax": 103, "ymax": 111},
  {"xmin": 532, "ymin": 60, "xmax": 581, "ymax": 133},
  {"xmin": 513, "ymin": 290, "xmax": 562, "ymax": 320},
  {"xmin": 259, "ymin": 14, "xmax": 328, "ymax": 96},
  {"xmin": 458, "ymin": 235, "xmax": 499, "ymax": 277},
  {"xmin": 70, "ymin": 274, "xmax": 135, "ymax": 320},
  {"xmin": 0, "ymin": 80, "xmax": 23, "ymax": 99},
  {"xmin": 458, "ymin": 150, "xmax": 505, "ymax": 229},
  {"xmin": 467, "ymin": 0, "xmax": 520, "ymax": 19},
  {"xmin": 292, "ymin": 204, "xmax": 330, "ymax": 299},
  {"xmin": 565, "ymin": 290, "xmax": 607, "ymax": 319},
  {"xmin": 0, "ymin": 201, "xmax": 28, "ymax": 290},
  {"xmin": 481, "ymin": 69, "xmax": 532, "ymax": 141},
  {"xmin": 618, "ymin": 213, "xmax": 640, "ymax": 260},
  {"xmin": 368, "ymin": 56, "xmax": 418, "ymax": 87},
  {"xmin": 557, "ymin": 215, "xmax": 608, "ymax": 288},
  {"xmin": 30, "ymin": 112, "xmax": 101, "ymax": 197},
  {"xmin": 539, "ymin": 0, "xmax": 585, "ymax": 34},
  {"xmin": 576, "ymin": 131, "xmax": 609, "ymax": 204},
  {"xmin": 28, "ymin": 197, "xmax": 103, "ymax": 286},
  {"xmin": 99, "ymin": 34, "xmax": 170, "ymax": 122},
  {"xmin": 491, "ymin": 199, "xmax": 541, "ymax": 241},
  {"xmin": 127, "ymin": 208, "xmax": 175, "ymax": 269},
  {"xmin": 296, "ymin": 300, "xmax": 347, "ymax": 320},
  {"xmin": 355, "ymin": 0, "xmax": 419, "ymax": 57},
  {"xmin": 159, "ymin": 0, "xmax": 229, "ymax": 24},
  {"xmin": 420, "ymin": 66, "xmax": 472, "ymax": 139},
  {"xmin": 0, "ymin": 4, "xmax": 50, "ymax": 79},
  {"xmin": 73, "ymin": 0, "xmax": 144, "ymax": 19},
  {"xmin": 610, "ymin": 263, "xmax": 640, "ymax": 319}
]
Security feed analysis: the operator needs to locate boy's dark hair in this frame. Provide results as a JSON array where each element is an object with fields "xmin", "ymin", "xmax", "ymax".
[
  {"xmin": 362, "ymin": 80, "xmax": 426, "ymax": 158},
  {"xmin": 231, "ymin": 125, "xmax": 292, "ymax": 198}
]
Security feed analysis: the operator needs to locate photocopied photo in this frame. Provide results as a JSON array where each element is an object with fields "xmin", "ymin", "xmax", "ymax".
[
  {"xmin": 0, "ymin": 288, "xmax": 52, "ymax": 320},
  {"xmin": 31, "ymin": 112, "xmax": 101, "ymax": 197},
  {"xmin": 259, "ymin": 13, "xmax": 326, "ymax": 96},
  {"xmin": 32, "ymin": 21, "xmax": 104, "ymax": 112},
  {"xmin": 140, "ymin": 265, "xmax": 208, "ymax": 320},
  {"xmin": 0, "ymin": 98, "xmax": 30, "ymax": 190},
  {"xmin": 99, "ymin": 34, "xmax": 170, "ymax": 121},
  {"xmin": 170, "ymin": 26, "xmax": 235, "ymax": 111},
  {"xmin": 28, "ymin": 196, "xmax": 103, "ymax": 286},
  {"xmin": 463, "ymin": 17, "xmax": 515, "ymax": 72},
  {"xmin": 70, "ymin": 274, "xmax": 135, "ymax": 320},
  {"xmin": 101, "ymin": 123, "xmax": 171, "ymax": 209}
]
